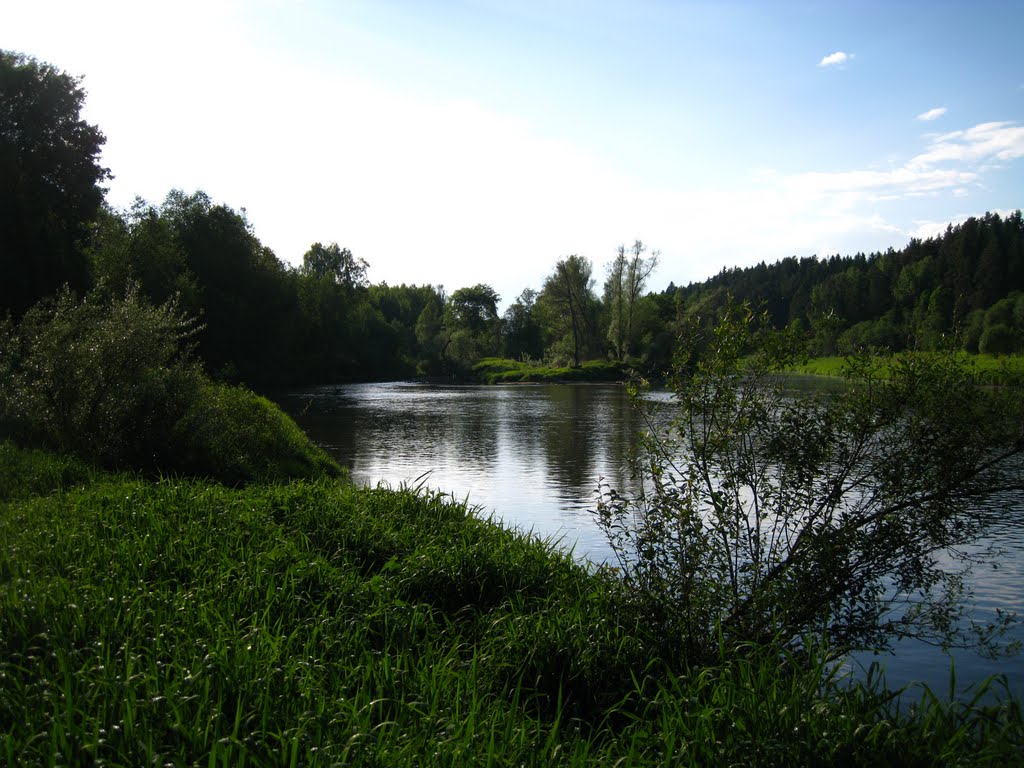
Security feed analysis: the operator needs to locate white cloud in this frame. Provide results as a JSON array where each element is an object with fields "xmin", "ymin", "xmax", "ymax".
[
  {"xmin": 908, "ymin": 121, "xmax": 1024, "ymax": 170},
  {"xmin": 818, "ymin": 51, "xmax": 851, "ymax": 68},
  {"xmin": 916, "ymin": 106, "xmax": 947, "ymax": 122},
  {"xmin": 768, "ymin": 120, "xmax": 1021, "ymax": 217}
]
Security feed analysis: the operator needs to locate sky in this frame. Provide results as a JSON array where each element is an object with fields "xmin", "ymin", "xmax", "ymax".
[{"xmin": 6, "ymin": 0, "xmax": 1024, "ymax": 308}]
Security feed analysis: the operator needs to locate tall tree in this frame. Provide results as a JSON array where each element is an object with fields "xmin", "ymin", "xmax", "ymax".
[
  {"xmin": 443, "ymin": 283, "xmax": 501, "ymax": 368},
  {"xmin": 604, "ymin": 240, "xmax": 659, "ymax": 361},
  {"xmin": 540, "ymin": 255, "xmax": 596, "ymax": 367},
  {"xmin": 301, "ymin": 242, "xmax": 369, "ymax": 290},
  {"xmin": 0, "ymin": 51, "xmax": 110, "ymax": 318},
  {"xmin": 501, "ymin": 288, "xmax": 544, "ymax": 361},
  {"xmin": 604, "ymin": 246, "xmax": 628, "ymax": 360},
  {"xmin": 159, "ymin": 190, "xmax": 293, "ymax": 384}
]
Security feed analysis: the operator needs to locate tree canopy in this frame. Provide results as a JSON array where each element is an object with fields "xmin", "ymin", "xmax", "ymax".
[{"xmin": 0, "ymin": 50, "xmax": 109, "ymax": 318}]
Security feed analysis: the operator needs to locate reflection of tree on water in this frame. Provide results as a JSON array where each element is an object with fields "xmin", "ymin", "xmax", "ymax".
[
  {"xmin": 282, "ymin": 382, "xmax": 644, "ymax": 515},
  {"xmin": 539, "ymin": 386, "xmax": 639, "ymax": 505}
]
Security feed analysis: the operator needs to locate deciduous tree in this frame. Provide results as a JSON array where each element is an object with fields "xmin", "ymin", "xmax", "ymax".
[
  {"xmin": 596, "ymin": 303, "xmax": 1024, "ymax": 662},
  {"xmin": 605, "ymin": 240, "xmax": 659, "ymax": 361},
  {"xmin": 0, "ymin": 51, "xmax": 109, "ymax": 317},
  {"xmin": 540, "ymin": 255, "xmax": 597, "ymax": 367}
]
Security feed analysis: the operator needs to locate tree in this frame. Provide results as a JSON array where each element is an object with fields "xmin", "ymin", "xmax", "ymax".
[
  {"xmin": 540, "ymin": 255, "xmax": 597, "ymax": 367},
  {"xmin": 301, "ymin": 242, "xmax": 369, "ymax": 290},
  {"xmin": 605, "ymin": 248, "xmax": 628, "ymax": 360},
  {"xmin": 501, "ymin": 288, "xmax": 544, "ymax": 361},
  {"xmin": 0, "ymin": 50, "xmax": 110, "ymax": 318},
  {"xmin": 89, "ymin": 199, "xmax": 198, "ymax": 307},
  {"xmin": 159, "ymin": 190, "xmax": 295, "ymax": 384},
  {"xmin": 443, "ymin": 283, "xmax": 501, "ymax": 369},
  {"xmin": 0, "ymin": 284, "xmax": 201, "ymax": 469},
  {"xmin": 595, "ymin": 303, "xmax": 1024, "ymax": 663},
  {"xmin": 447, "ymin": 283, "xmax": 500, "ymax": 337},
  {"xmin": 605, "ymin": 240, "xmax": 659, "ymax": 361}
]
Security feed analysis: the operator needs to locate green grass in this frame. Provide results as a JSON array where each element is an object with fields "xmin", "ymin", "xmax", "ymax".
[
  {"xmin": 2, "ymin": 444, "xmax": 1022, "ymax": 766},
  {"xmin": 474, "ymin": 358, "xmax": 625, "ymax": 385},
  {"xmin": 788, "ymin": 352, "xmax": 1024, "ymax": 385}
]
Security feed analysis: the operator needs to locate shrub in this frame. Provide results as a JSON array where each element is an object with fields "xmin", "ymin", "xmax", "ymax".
[
  {"xmin": 172, "ymin": 382, "xmax": 340, "ymax": 483},
  {"xmin": 595, "ymin": 302, "xmax": 1024, "ymax": 664},
  {"xmin": 0, "ymin": 284, "xmax": 202, "ymax": 468},
  {"xmin": 979, "ymin": 323, "xmax": 1019, "ymax": 355},
  {"xmin": 0, "ymin": 286, "xmax": 340, "ymax": 483}
]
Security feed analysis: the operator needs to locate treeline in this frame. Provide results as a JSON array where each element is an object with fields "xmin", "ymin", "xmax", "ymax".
[
  {"xmin": 1, "ymin": 50, "xmax": 669, "ymax": 387},
  {"xmin": 4, "ymin": 49, "xmax": 1024, "ymax": 393},
  {"xmin": 670, "ymin": 212, "xmax": 1024, "ymax": 356}
]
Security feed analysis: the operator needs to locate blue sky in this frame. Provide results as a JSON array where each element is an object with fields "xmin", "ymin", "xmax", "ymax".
[{"xmin": 6, "ymin": 0, "xmax": 1023, "ymax": 307}]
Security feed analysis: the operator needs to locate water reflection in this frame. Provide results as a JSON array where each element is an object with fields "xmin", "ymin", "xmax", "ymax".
[
  {"xmin": 279, "ymin": 381, "xmax": 1023, "ymax": 697},
  {"xmin": 281, "ymin": 383, "xmax": 641, "ymax": 559}
]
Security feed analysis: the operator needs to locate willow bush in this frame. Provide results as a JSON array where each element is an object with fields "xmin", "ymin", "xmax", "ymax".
[
  {"xmin": 595, "ymin": 302, "xmax": 1024, "ymax": 664},
  {"xmin": 0, "ymin": 285, "xmax": 339, "ymax": 483}
]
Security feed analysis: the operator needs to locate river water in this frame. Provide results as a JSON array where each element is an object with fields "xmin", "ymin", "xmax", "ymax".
[{"xmin": 279, "ymin": 381, "xmax": 1024, "ymax": 699}]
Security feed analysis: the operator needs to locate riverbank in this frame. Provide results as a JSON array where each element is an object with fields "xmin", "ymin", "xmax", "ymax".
[
  {"xmin": 2, "ymin": 443, "xmax": 1022, "ymax": 766},
  {"xmin": 473, "ymin": 358, "xmax": 626, "ymax": 384},
  {"xmin": 787, "ymin": 352, "xmax": 1024, "ymax": 385}
]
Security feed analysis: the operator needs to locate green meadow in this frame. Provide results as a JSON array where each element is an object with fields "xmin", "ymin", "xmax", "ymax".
[
  {"xmin": 788, "ymin": 353, "xmax": 1024, "ymax": 386},
  {"xmin": 2, "ymin": 443, "xmax": 1022, "ymax": 766}
]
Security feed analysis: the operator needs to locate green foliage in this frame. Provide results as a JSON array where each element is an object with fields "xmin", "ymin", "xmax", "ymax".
[
  {"xmin": 1, "ymin": 452, "xmax": 1021, "ymax": 766},
  {"xmin": 441, "ymin": 284, "xmax": 503, "ymax": 374},
  {"xmin": 673, "ymin": 211, "xmax": 1024, "ymax": 357},
  {"xmin": 596, "ymin": 302, "xmax": 1024, "ymax": 663},
  {"xmin": 473, "ymin": 358, "xmax": 624, "ymax": 384},
  {"xmin": 173, "ymin": 382, "xmax": 341, "ymax": 484},
  {"xmin": 604, "ymin": 240, "xmax": 659, "ymax": 362},
  {"xmin": 0, "ymin": 50, "xmax": 109, "ymax": 318},
  {"xmin": 0, "ymin": 287, "xmax": 340, "ymax": 483},
  {"xmin": 0, "ymin": 284, "xmax": 202, "ymax": 469},
  {"xmin": 301, "ymin": 241, "xmax": 368, "ymax": 288},
  {"xmin": 980, "ymin": 323, "xmax": 1020, "ymax": 355},
  {"xmin": 538, "ymin": 255, "xmax": 599, "ymax": 367},
  {"xmin": 792, "ymin": 352, "xmax": 1024, "ymax": 386}
]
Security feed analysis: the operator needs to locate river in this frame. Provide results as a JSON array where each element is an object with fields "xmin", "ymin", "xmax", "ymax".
[{"xmin": 279, "ymin": 381, "xmax": 1024, "ymax": 699}]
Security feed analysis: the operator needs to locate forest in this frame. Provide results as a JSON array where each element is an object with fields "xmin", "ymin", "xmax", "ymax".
[{"xmin": 4, "ymin": 49, "xmax": 1023, "ymax": 392}]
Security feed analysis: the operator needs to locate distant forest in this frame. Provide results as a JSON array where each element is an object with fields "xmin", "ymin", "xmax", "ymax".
[
  {"xmin": 3, "ymin": 50, "xmax": 1023, "ymax": 390},
  {"xmin": 668, "ymin": 211, "xmax": 1024, "ymax": 358}
]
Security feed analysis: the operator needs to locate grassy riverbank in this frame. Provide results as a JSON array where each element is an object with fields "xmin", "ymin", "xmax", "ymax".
[
  {"xmin": 2, "ymin": 443, "xmax": 1022, "ymax": 766},
  {"xmin": 473, "ymin": 358, "xmax": 625, "ymax": 384},
  {"xmin": 788, "ymin": 352, "xmax": 1024, "ymax": 385}
]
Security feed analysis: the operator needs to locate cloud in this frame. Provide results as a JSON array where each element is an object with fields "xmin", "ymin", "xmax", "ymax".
[
  {"xmin": 908, "ymin": 121, "xmax": 1024, "ymax": 170},
  {"xmin": 773, "ymin": 120, "xmax": 1023, "ymax": 211},
  {"xmin": 818, "ymin": 51, "xmax": 851, "ymax": 68},
  {"xmin": 916, "ymin": 106, "xmax": 947, "ymax": 122}
]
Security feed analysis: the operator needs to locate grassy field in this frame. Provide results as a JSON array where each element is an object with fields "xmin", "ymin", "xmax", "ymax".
[
  {"xmin": 2, "ymin": 443, "xmax": 1022, "ymax": 766},
  {"xmin": 473, "ymin": 358, "xmax": 625, "ymax": 385},
  {"xmin": 788, "ymin": 353, "xmax": 1024, "ymax": 385}
]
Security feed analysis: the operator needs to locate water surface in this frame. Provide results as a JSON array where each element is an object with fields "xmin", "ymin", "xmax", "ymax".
[{"xmin": 281, "ymin": 381, "xmax": 1024, "ymax": 698}]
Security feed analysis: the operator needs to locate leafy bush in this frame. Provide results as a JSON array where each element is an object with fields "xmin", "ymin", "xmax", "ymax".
[
  {"xmin": 596, "ymin": 302, "xmax": 1024, "ymax": 664},
  {"xmin": 473, "ymin": 357, "xmax": 625, "ymax": 384},
  {"xmin": 0, "ymin": 286, "xmax": 340, "ymax": 483},
  {"xmin": 979, "ymin": 323, "xmax": 1019, "ymax": 355},
  {"xmin": 0, "ymin": 284, "xmax": 202, "ymax": 468},
  {"xmin": 172, "ymin": 382, "xmax": 340, "ymax": 483}
]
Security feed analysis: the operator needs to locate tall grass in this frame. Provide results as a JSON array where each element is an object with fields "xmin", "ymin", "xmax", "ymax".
[{"xmin": 2, "ymin": 446, "xmax": 1021, "ymax": 766}]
